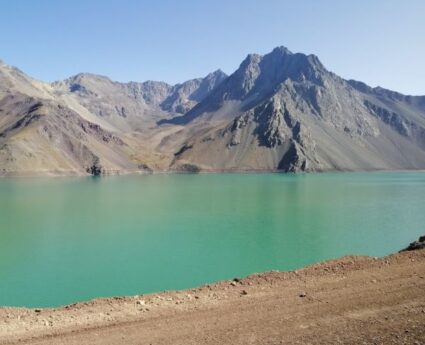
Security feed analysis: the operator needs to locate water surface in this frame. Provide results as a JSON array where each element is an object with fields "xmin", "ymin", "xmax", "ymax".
[{"xmin": 0, "ymin": 172, "xmax": 424, "ymax": 307}]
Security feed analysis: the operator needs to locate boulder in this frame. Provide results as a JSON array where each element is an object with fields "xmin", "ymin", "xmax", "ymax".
[{"xmin": 400, "ymin": 236, "xmax": 425, "ymax": 252}]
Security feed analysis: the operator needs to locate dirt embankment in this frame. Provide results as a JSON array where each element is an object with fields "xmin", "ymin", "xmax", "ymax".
[{"xmin": 1, "ymin": 248, "xmax": 424, "ymax": 345}]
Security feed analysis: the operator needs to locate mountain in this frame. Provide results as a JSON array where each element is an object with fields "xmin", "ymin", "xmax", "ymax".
[
  {"xmin": 160, "ymin": 69, "xmax": 228, "ymax": 114},
  {"xmin": 1, "ymin": 47, "xmax": 425, "ymax": 175},
  {"xmin": 0, "ymin": 62, "xmax": 227, "ymax": 175},
  {"xmin": 159, "ymin": 47, "xmax": 425, "ymax": 172},
  {"xmin": 52, "ymin": 69, "xmax": 228, "ymax": 131}
]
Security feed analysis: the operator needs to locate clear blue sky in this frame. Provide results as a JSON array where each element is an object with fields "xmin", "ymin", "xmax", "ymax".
[{"xmin": 1, "ymin": 0, "xmax": 424, "ymax": 95}]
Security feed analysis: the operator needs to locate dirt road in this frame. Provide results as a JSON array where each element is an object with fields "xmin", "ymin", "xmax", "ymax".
[{"xmin": 1, "ymin": 250, "xmax": 424, "ymax": 345}]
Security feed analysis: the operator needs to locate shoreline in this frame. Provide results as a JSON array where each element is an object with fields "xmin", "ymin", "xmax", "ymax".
[
  {"xmin": 1, "ymin": 168, "xmax": 425, "ymax": 179},
  {"xmin": 2, "ymin": 248, "xmax": 424, "ymax": 344}
]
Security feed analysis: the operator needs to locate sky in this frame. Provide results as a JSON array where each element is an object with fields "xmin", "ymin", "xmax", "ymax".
[{"xmin": 1, "ymin": 0, "xmax": 424, "ymax": 95}]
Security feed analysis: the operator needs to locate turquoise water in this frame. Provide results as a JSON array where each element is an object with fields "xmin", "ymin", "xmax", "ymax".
[{"xmin": 0, "ymin": 172, "xmax": 424, "ymax": 308}]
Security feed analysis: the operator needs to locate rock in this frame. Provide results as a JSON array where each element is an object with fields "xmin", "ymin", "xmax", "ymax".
[
  {"xmin": 34, "ymin": 309, "xmax": 41, "ymax": 313},
  {"xmin": 136, "ymin": 300, "xmax": 146, "ymax": 306},
  {"xmin": 84, "ymin": 154, "xmax": 104, "ymax": 177},
  {"xmin": 230, "ymin": 281, "xmax": 237, "ymax": 286},
  {"xmin": 400, "ymin": 235, "xmax": 425, "ymax": 252},
  {"xmin": 299, "ymin": 292, "xmax": 307, "ymax": 298},
  {"xmin": 174, "ymin": 163, "xmax": 200, "ymax": 173},
  {"xmin": 241, "ymin": 290, "xmax": 248, "ymax": 296}
]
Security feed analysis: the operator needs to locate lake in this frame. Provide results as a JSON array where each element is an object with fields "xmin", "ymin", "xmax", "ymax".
[{"xmin": 0, "ymin": 172, "xmax": 424, "ymax": 307}]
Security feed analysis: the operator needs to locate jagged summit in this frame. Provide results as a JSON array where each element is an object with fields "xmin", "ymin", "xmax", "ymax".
[
  {"xmin": 271, "ymin": 45, "xmax": 293, "ymax": 55},
  {"xmin": 160, "ymin": 46, "xmax": 329, "ymax": 126},
  {"xmin": 205, "ymin": 69, "xmax": 227, "ymax": 79}
]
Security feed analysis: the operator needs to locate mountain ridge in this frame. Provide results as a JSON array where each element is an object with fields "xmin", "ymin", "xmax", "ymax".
[{"xmin": 1, "ymin": 46, "xmax": 425, "ymax": 175}]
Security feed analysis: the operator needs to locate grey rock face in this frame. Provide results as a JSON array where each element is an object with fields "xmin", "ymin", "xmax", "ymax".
[
  {"xmin": 161, "ymin": 70, "xmax": 227, "ymax": 114},
  {"xmin": 364, "ymin": 100, "xmax": 410, "ymax": 136}
]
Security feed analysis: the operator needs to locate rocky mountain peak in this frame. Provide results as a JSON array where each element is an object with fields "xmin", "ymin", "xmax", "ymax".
[
  {"xmin": 159, "ymin": 47, "xmax": 331, "ymax": 125},
  {"xmin": 206, "ymin": 69, "xmax": 227, "ymax": 79},
  {"xmin": 52, "ymin": 73, "xmax": 115, "ymax": 96},
  {"xmin": 66, "ymin": 73, "xmax": 113, "ymax": 84},
  {"xmin": 159, "ymin": 70, "xmax": 228, "ymax": 114},
  {"xmin": 228, "ymin": 47, "xmax": 328, "ymax": 100},
  {"xmin": 271, "ymin": 45, "xmax": 293, "ymax": 55},
  {"xmin": 240, "ymin": 53, "xmax": 262, "ymax": 68}
]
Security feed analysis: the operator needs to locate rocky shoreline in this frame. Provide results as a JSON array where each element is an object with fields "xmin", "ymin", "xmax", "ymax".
[{"xmin": 401, "ymin": 235, "xmax": 425, "ymax": 251}]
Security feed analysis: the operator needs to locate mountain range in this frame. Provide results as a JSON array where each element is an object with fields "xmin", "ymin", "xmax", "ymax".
[{"xmin": 1, "ymin": 46, "xmax": 425, "ymax": 176}]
